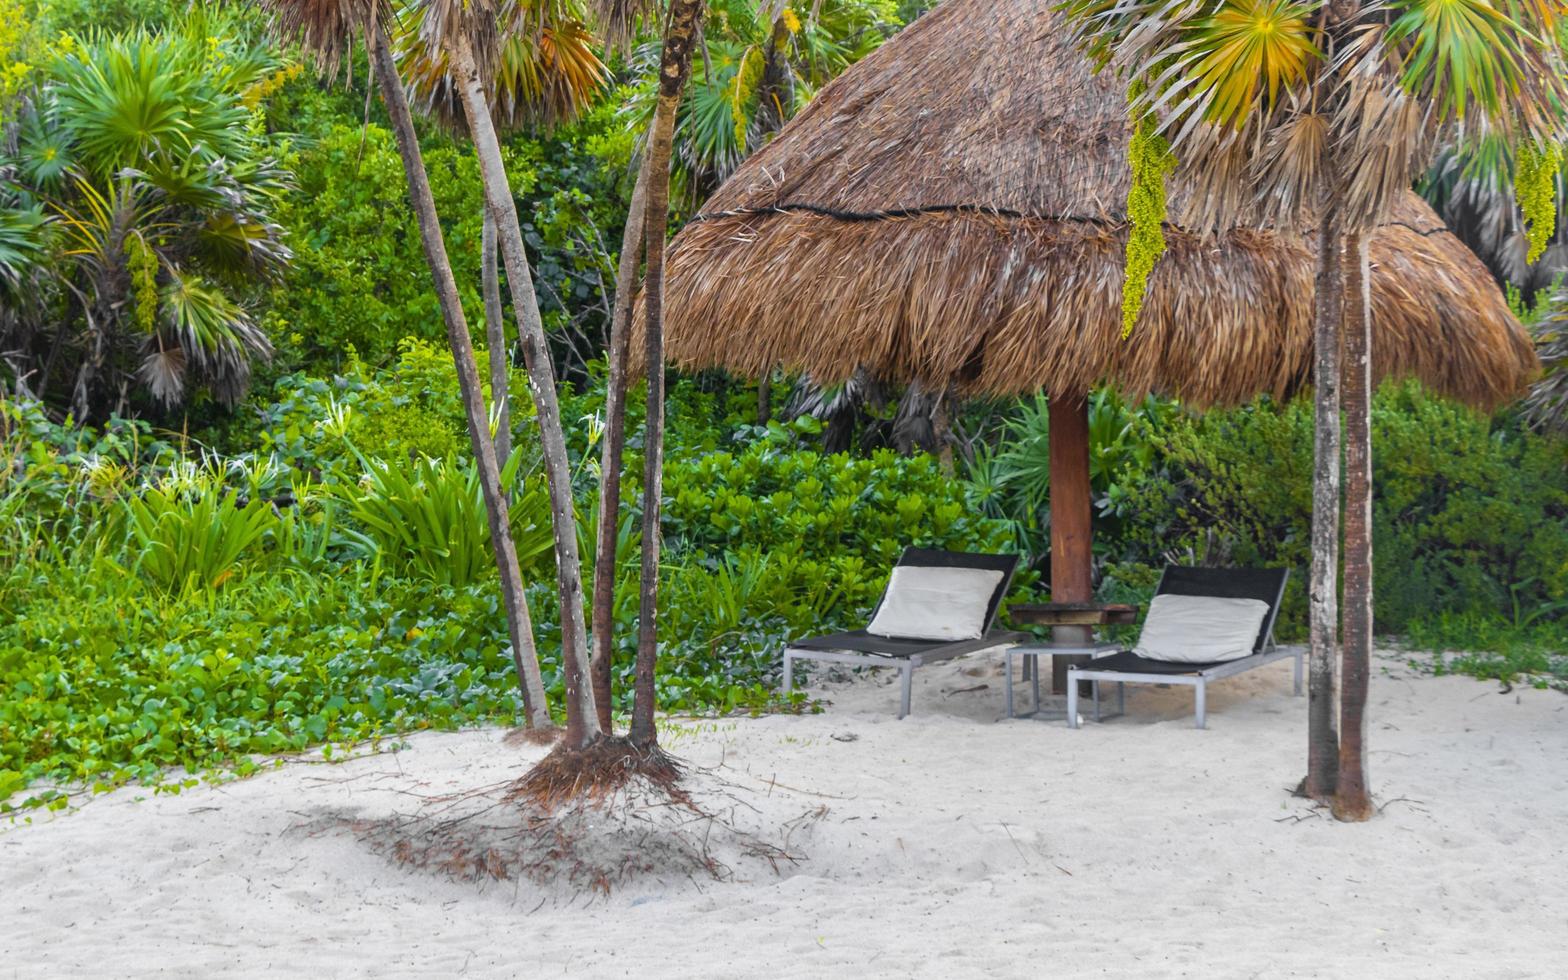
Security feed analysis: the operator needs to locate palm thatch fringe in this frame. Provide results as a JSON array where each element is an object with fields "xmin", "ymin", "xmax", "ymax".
[{"xmin": 632, "ymin": 0, "xmax": 1535, "ymax": 410}]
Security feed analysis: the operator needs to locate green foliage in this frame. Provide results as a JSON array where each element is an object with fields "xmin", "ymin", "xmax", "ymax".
[
  {"xmin": 0, "ymin": 561, "xmax": 530, "ymax": 811},
  {"xmin": 246, "ymin": 339, "xmax": 473, "ymax": 478},
  {"xmin": 1407, "ymin": 614, "xmax": 1567, "ymax": 690},
  {"xmin": 1117, "ymin": 382, "xmax": 1568, "ymax": 636},
  {"xmin": 1515, "ymin": 140, "xmax": 1562, "ymax": 265},
  {"xmin": 124, "ymin": 480, "xmax": 277, "ymax": 592},
  {"xmin": 1122, "ymin": 93, "xmax": 1175, "ymax": 337},
  {"xmin": 265, "ymin": 124, "xmax": 489, "ymax": 370},
  {"xmin": 662, "ymin": 430, "xmax": 1022, "ymax": 625},
  {"xmin": 965, "ymin": 389, "xmax": 1175, "ymax": 562},
  {"xmin": 624, "ymin": 0, "xmax": 902, "ymax": 205},
  {"xmin": 336, "ymin": 450, "xmax": 555, "ymax": 588}
]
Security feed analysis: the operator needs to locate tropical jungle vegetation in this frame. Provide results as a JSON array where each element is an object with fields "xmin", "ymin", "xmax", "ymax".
[{"xmin": 2, "ymin": 0, "xmax": 1566, "ymax": 813}]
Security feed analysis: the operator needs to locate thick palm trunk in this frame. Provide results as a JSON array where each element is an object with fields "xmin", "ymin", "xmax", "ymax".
[
  {"xmin": 630, "ymin": 0, "xmax": 707, "ymax": 749},
  {"xmin": 1305, "ymin": 206, "xmax": 1343, "ymax": 802},
  {"xmin": 589, "ymin": 162, "xmax": 651, "ymax": 732},
  {"xmin": 482, "ymin": 211, "xmax": 512, "ymax": 463},
  {"xmin": 367, "ymin": 27, "xmax": 552, "ymax": 729},
  {"xmin": 449, "ymin": 30, "xmax": 600, "ymax": 749},
  {"xmin": 1334, "ymin": 230, "xmax": 1375, "ymax": 822}
]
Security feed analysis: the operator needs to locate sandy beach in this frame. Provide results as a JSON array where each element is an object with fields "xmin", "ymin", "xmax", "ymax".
[{"xmin": 4, "ymin": 649, "xmax": 1565, "ymax": 979}]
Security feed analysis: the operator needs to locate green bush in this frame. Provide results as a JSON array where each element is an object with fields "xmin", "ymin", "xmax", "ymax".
[
  {"xmin": 263, "ymin": 124, "xmax": 494, "ymax": 371},
  {"xmin": 1116, "ymin": 381, "xmax": 1568, "ymax": 636}
]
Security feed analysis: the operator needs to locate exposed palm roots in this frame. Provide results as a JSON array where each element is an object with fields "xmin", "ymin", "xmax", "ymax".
[
  {"xmin": 507, "ymin": 735, "xmax": 684, "ymax": 810},
  {"xmin": 346, "ymin": 739, "xmax": 815, "ymax": 899}
]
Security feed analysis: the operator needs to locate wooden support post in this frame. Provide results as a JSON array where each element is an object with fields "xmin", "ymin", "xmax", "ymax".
[{"xmin": 1049, "ymin": 392, "xmax": 1093, "ymax": 694}]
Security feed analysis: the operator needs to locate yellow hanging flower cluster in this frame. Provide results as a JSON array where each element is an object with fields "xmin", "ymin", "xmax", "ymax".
[
  {"xmin": 1515, "ymin": 141, "xmax": 1561, "ymax": 266},
  {"xmin": 1122, "ymin": 91, "xmax": 1176, "ymax": 339},
  {"xmin": 241, "ymin": 63, "xmax": 303, "ymax": 110},
  {"xmin": 781, "ymin": 7, "xmax": 803, "ymax": 34},
  {"xmin": 728, "ymin": 46, "xmax": 765, "ymax": 150},
  {"xmin": 127, "ymin": 237, "xmax": 161, "ymax": 335},
  {"xmin": 0, "ymin": 0, "xmax": 34, "ymax": 124}
]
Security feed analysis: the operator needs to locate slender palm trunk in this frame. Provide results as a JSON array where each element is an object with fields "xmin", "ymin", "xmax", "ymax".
[
  {"xmin": 755, "ymin": 17, "xmax": 794, "ymax": 140},
  {"xmin": 933, "ymin": 387, "xmax": 955, "ymax": 476},
  {"xmin": 1334, "ymin": 229, "xmax": 1375, "ymax": 821},
  {"xmin": 482, "ymin": 212, "xmax": 512, "ymax": 463},
  {"xmin": 367, "ymin": 26, "xmax": 552, "ymax": 729},
  {"xmin": 756, "ymin": 369, "xmax": 772, "ymax": 425},
  {"xmin": 630, "ymin": 0, "xmax": 707, "ymax": 748},
  {"xmin": 1305, "ymin": 204, "xmax": 1343, "ymax": 802},
  {"xmin": 590, "ymin": 162, "xmax": 651, "ymax": 732},
  {"xmin": 449, "ymin": 29, "xmax": 600, "ymax": 749}
]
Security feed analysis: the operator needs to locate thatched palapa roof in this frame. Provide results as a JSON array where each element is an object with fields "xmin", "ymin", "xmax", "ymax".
[{"xmin": 637, "ymin": 0, "xmax": 1536, "ymax": 409}]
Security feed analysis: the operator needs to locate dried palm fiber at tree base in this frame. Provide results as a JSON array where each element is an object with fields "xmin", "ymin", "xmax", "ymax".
[
  {"xmin": 632, "ymin": 0, "xmax": 1535, "ymax": 410},
  {"xmin": 332, "ymin": 748, "xmax": 813, "ymax": 899},
  {"xmin": 506, "ymin": 735, "xmax": 685, "ymax": 809}
]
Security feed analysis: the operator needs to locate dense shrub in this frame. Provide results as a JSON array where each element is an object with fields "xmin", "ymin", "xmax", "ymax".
[
  {"xmin": 264, "ymin": 125, "xmax": 491, "ymax": 372},
  {"xmin": 1115, "ymin": 381, "xmax": 1568, "ymax": 636}
]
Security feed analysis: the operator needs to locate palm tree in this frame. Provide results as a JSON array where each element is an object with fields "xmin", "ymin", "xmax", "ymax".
[
  {"xmin": 260, "ymin": 0, "xmax": 555, "ymax": 732},
  {"xmin": 1060, "ymin": 0, "xmax": 1568, "ymax": 819},
  {"xmin": 621, "ymin": 0, "xmax": 898, "ymax": 205},
  {"xmin": 620, "ymin": 0, "xmax": 710, "ymax": 749},
  {"xmin": 410, "ymin": 0, "xmax": 608, "ymax": 751},
  {"xmin": 395, "ymin": 0, "xmax": 607, "ymax": 463},
  {"xmin": 2, "ymin": 23, "xmax": 291, "ymax": 419}
]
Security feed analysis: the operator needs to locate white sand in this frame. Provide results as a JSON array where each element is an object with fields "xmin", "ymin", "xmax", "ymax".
[{"xmin": 4, "ymin": 649, "xmax": 1566, "ymax": 979}]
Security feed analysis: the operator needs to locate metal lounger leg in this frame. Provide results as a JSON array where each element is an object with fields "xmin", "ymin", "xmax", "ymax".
[
  {"xmin": 1194, "ymin": 679, "xmax": 1207, "ymax": 729},
  {"xmin": 1117, "ymin": 681, "xmax": 1126, "ymax": 714},
  {"xmin": 1092, "ymin": 680, "xmax": 1101, "ymax": 723},
  {"xmin": 898, "ymin": 662, "xmax": 914, "ymax": 719},
  {"xmin": 1293, "ymin": 647, "xmax": 1304, "ymax": 696},
  {"xmin": 1005, "ymin": 649, "xmax": 1015, "ymax": 719},
  {"xmin": 782, "ymin": 650, "xmax": 794, "ymax": 695},
  {"xmin": 1066, "ymin": 673, "xmax": 1080, "ymax": 729},
  {"xmin": 1031, "ymin": 654, "xmax": 1041, "ymax": 713}
]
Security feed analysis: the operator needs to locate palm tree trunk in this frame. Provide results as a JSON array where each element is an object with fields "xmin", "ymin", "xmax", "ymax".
[
  {"xmin": 1305, "ymin": 205, "xmax": 1343, "ymax": 803},
  {"xmin": 449, "ymin": 29, "xmax": 601, "ymax": 750},
  {"xmin": 590, "ymin": 161, "xmax": 651, "ymax": 733},
  {"xmin": 367, "ymin": 26, "xmax": 552, "ymax": 729},
  {"xmin": 933, "ymin": 387, "xmax": 955, "ymax": 476},
  {"xmin": 755, "ymin": 16, "xmax": 794, "ymax": 140},
  {"xmin": 482, "ymin": 211, "xmax": 512, "ymax": 463},
  {"xmin": 630, "ymin": 0, "xmax": 707, "ymax": 749},
  {"xmin": 1334, "ymin": 229, "xmax": 1375, "ymax": 822},
  {"xmin": 756, "ymin": 369, "xmax": 772, "ymax": 425}
]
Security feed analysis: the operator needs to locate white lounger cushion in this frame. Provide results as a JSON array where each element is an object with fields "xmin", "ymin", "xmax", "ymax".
[
  {"xmin": 866, "ymin": 565, "xmax": 1005, "ymax": 641},
  {"xmin": 1133, "ymin": 593, "xmax": 1271, "ymax": 663}
]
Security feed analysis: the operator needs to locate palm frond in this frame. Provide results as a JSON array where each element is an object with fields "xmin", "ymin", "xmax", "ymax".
[
  {"xmin": 397, "ymin": 0, "xmax": 607, "ymax": 135},
  {"xmin": 260, "ymin": 0, "xmax": 392, "ymax": 75}
]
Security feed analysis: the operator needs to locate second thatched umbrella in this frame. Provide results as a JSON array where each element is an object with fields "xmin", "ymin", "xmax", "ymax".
[{"xmin": 635, "ymin": 0, "xmax": 1537, "ymax": 665}]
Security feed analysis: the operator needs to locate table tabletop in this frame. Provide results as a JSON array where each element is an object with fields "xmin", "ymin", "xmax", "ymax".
[
  {"xmin": 1009, "ymin": 640, "xmax": 1122, "ymax": 655},
  {"xmin": 1008, "ymin": 602, "xmax": 1140, "ymax": 626}
]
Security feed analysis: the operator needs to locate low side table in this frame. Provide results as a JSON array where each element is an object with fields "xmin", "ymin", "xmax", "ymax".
[
  {"xmin": 1008, "ymin": 603, "xmax": 1140, "ymax": 694},
  {"xmin": 1005, "ymin": 641, "xmax": 1121, "ymax": 720}
]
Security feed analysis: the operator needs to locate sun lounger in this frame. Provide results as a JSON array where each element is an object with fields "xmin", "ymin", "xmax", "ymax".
[
  {"xmin": 1066, "ymin": 566, "xmax": 1298, "ymax": 729},
  {"xmin": 781, "ymin": 548, "xmax": 1026, "ymax": 718}
]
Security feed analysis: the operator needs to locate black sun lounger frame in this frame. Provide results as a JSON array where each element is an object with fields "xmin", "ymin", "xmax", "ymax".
[
  {"xmin": 1066, "ymin": 565, "xmax": 1298, "ymax": 729},
  {"xmin": 781, "ymin": 548, "xmax": 1026, "ymax": 718}
]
